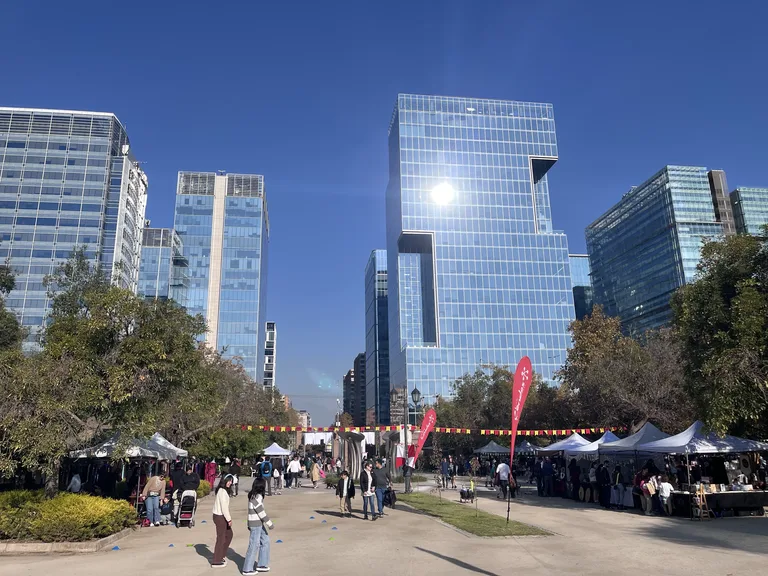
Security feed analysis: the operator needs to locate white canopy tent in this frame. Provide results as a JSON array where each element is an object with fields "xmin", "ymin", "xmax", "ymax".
[
  {"xmin": 636, "ymin": 421, "xmax": 768, "ymax": 454},
  {"xmin": 599, "ymin": 422, "xmax": 670, "ymax": 454},
  {"xmin": 263, "ymin": 442, "xmax": 291, "ymax": 456},
  {"xmin": 564, "ymin": 431, "xmax": 621, "ymax": 457},
  {"xmin": 536, "ymin": 433, "xmax": 589, "ymax": 455},
  {"xmin": 474, "ymin": 440, "xmax": 510, "ymax": 455},
  {"xmin": 150, "ymin": 432, "xmax": 188, "ymax": 458},
  {"xmin": 70, "ymin": 434, "xmax": 177, "ymax": 460}
]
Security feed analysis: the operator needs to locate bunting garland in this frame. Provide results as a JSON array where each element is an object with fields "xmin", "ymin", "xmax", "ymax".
[{"xmin": 233, "ymin": 424, "xmax": 626, "ymax": 436}]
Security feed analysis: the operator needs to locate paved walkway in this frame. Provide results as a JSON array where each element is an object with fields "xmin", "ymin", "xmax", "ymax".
[{"xmin": 2, "ymin": 478, "xmax": 766, "ymax": 575}]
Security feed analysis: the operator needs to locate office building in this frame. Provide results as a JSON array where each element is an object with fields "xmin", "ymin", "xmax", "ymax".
[
  {"xmin": 138, "ymin": 227, "xmax": 189, "ymax": 305},
  {"xmin": 365, "ymin": 249, "xmax": 390, "ymax": 425},
  {"xmin": 353, "ymin": 352, "xmax": 366, "ymax": 426},
  {"xmin": 173, "ymin": 171, "xmax": 269, "ymax": 381},
  {"xmin": 263, "ymin": 321, "xmax": 276, "ymax": 390},
  {"xmin": 569, "ymin": 254, "xmax": 593, "ymax": 319},
  {"xmin": 385, "ymin": 94, "xmax": 574, "ymax": 406},
  {"xmin": 587, "ymin": 166, "xmax": 731, "ymax": 334},
  {"xmin": 297, "ymin": 409, "xmax": 311, "ymax": 428},
  {"xmin": 0, "ymin": 107, "xmax": 147, "ymax": 350},
  {"xmin": 731, "ymin": 187, "xmax": 768, "ymax": 236},
  {"xmin": 342, "ymin": 369, "xmax": 355, "ymax": 418}
]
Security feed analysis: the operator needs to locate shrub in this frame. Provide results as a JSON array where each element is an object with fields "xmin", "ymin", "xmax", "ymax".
[
  {"xmin": 324, "ymin": 474, "xmax": 339, "ymax": 488},
  {"xmin": 197, "ymin": 480, "xmax": 212, "ymax": 499},
  {"xmin": 0, "ymin": 491, "xmax": 136, "ymax": 542},
  {"xmin": 394, "ymin": 474, "xmax": 428, "ymax": 483}
]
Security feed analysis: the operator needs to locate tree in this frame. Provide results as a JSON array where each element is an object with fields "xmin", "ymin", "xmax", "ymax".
[
  {"xmin": 338, "ymin": 412, "xmax": 354, "ymax": 427},
  {"xmin": 672, "ymin": 230, "xmax": 768, "ymax": 437},
  {"xmin": 188, "ymin": 428, "xmax": 268, "ymax": 461},
  {"xmin": 556, "ymin": 306, "xmax": 694, "ymax": 433}
]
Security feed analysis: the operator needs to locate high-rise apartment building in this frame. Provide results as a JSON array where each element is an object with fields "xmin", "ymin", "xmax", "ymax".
[
  {"xmin": 0, "ymin": 107, "xmax": 147, "ymax": 350},
  {"xmin": 731, "ymin": 187, "xmax": 768, "ymax": 236},
  {"xmin": 263, "ymin": 321, "xmax": 276, "ymax": 390},
  {"xmin": 138, "ymin": 227, "xmax": 189, "ymax": 305},
  {"xmin": 342, "ymin": 369, "xmax": 355, "ymax": 418},
  {"xmin": 587, "ymin": 166, "xmax": 731, "ymax": 334},
  {"xmin": 386, "ymin": 94, "xmax": 574, "ymax": 405},
  {"xmin": 569, "ymin": 254, "xmax": 593, "ymax": 320},
  {"xmin": 173, "ymin": 171, "xmax": 269, "ymax": 381},
  {"xmin": 365, "ymin": 249, "xmax": 390, "ymax": 425},
  {"xmin": 353, "ymin": 352, "xmax": 366, "ymax": 426}
]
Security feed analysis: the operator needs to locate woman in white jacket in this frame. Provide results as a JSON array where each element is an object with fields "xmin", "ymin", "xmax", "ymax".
[{"xmin": 211, "ymin": 474, "xmax": 234, "ymax": 568}]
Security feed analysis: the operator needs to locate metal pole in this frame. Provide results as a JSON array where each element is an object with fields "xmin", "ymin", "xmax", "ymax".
[{"xmin": 402, "ymin": 386, "xmax": 409, "ymax": 476}]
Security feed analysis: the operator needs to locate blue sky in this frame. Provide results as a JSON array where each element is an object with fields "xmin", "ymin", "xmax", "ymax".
[{"xmin": 2, "ymin": 1, "xmax": 766, "ymax": 424}]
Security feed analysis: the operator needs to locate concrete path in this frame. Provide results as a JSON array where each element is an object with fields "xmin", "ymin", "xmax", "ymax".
[{"xmin": 2, "ymin": 478, "xmax": 766, "ymax": 575}]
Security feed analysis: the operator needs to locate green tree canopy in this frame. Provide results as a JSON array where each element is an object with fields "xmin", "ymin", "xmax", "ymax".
[{"xmin": 672, "ymin": 230, "xmax": 768, "ymax": 437}]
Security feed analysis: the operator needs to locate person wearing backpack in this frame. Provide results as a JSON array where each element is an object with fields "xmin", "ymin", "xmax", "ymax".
[{"xmin": 258, "ymin": 456, "xmax": 273, "ymax": 496}]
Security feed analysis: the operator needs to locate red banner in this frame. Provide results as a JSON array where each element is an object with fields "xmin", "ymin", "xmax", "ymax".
[
  {"xmin": 510, "ymin": 356, "xmax": 533, "ymax": 464},
  {"xmin": 412, "ymin": 408, "xmax": 436, "ymax": 464}
]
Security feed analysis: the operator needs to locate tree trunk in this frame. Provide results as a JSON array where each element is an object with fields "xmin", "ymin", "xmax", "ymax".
[{"xmin": 44, "ymin": 460, "xmax": 61, "ymax": 498}]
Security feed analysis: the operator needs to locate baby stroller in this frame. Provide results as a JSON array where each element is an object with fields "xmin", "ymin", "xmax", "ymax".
[
  {"xmin": 459, "ymin": 487, "xmax": 475, "ymax": 504},
  {"xmin": 175, "ymin": 489, "xmax": 198, "ymax": 528}
]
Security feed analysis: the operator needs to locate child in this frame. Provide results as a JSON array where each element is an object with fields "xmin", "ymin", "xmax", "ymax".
[
  {"xmin": 243, "ymin": 478, "xmax": 274, "ymax": 576},
  {"xmin": 336, "ymin": 470, "xmax": 356, "ymax": 518},
  {"xmin": 658, "ymin": 474, "xmax": 674, "ymax": 516},
  {"xmin": 159, "ymin": 496, "xmax": 173, "ymax": 525}
]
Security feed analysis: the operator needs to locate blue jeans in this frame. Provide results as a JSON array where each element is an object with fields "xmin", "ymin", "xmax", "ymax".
[
  {"xmin": 362, "ymin": 494, "xmax": 375, "ymax": 517},
  {"xmin": 243, "ymin": 527, "xmax": 271, "ymax": 572},
  {"xmin": 375, "ymin": 487, "xmax": 385, "ymax": 516},
  {"xmin": 145, "ymin": 495, "xmax": 160, "ymax": 524}
]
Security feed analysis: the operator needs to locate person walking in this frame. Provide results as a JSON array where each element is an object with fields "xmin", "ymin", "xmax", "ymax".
[
  {"xmin": 211, "ymin": 474, "xmax": 234, "ymax": 568},
  {"xmin": 440, "ymin": 457, "xmax": 449, "ymax": 489},
  {"xmin": 359, "ymin": 461, "xmax": 376, "ymax": 521},
  {"xmin": 598, "ymin": 460, "xmax": 612, "ymax": 509},
  {"xmin": 242, "ymin": 478, "xmax": 274, "ymax": 576},
  {"xmin": 258, "ymin": 457, "xmax": 273, "ymax": 496},
  {"xmin": 449, "ymin": 456, "xmax": 457, "ymax": 489},
  {"xmin": 141, "ymin": 472, "xmax": 166, "ymax": 527},
  {"xmin": 310, "ymin": 458, "xmax": 321, "ymax": 489},
  {"xmin": 273, "ymin": 461, "xmax": 283, "ymax": 495},
  {"xmin": 542, "ymin": 458, "xmax": 554, "ymax": 497},
  {"xmin": 496, "ymin": 460, "xmax": 511, "ymax": 500},
  {"xmin": 372, "ymin": 459, "xmax": 391, "ymax": 519},
  {"xmin": 336, "ymin": 470, "xmax": 355, "ymax": 518},
  {"xmin": 612, "ymin": 465, "xmax": 626, "ymax": 510},
  {"xmin": 287, "ymin": 455, "xmax": 301, "ymax": 489},
  {"xmin": 588, "ymin": 462, "xmax": 599, "ymax": 504}
]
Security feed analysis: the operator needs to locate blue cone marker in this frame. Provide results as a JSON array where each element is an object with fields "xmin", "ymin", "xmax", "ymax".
[
  {"xmin": 201, "ymin": 520, "xmax": 207, "ymax": 524},
  {"xmin": 321, "ymin": 520, "xmax": 327, "ymax": 523},
  {"xmin": 168, "ymin": 544, "xmax": 175, "ymax": 548},
  {"xmin": 276, "ymin": 539, "xmax": 283, "ymax": 544},
  {"xmin": 309, "ymin": 516, "xmax": 315, "ymax": 519},
  {"xmin": 332, "ymin": 527, "xmax": 337, "ymax": 530},
  {"xmin": 111, "ymin": 546, "xmax": 120, "ymax": 551}
]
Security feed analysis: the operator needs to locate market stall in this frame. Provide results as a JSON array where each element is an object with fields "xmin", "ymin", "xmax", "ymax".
[
  {"xmin": 599, "ymin": 422, "xmax": 670, "ymax": 454},
  {"xmin": 637, "ymin": 421, "xmax": 768, "ymax": 518},
  {"xmin": 474, "ymin": 440, "xmax": 510, "ymax": 455},
  {"xmin": 536, "ymin": 432, "xmax": 589, "ymax": 455}
]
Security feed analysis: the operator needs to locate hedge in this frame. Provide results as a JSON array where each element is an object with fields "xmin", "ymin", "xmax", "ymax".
[
  {"xmin": 0, "ymin": 491, "xmax": 136, "ymax": 542},
  {"xmin": 197, "ymin": 480, "xmax": 212, "ymax": 499}
]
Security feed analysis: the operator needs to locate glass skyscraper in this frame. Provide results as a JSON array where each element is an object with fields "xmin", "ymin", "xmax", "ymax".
[
  {"xmin": 365, "ymin": 249, "xmax": 390, "ymax": 425},
  {"xmin": 731, "ymin": 187, "xmax": 768, "ymax": 236},
  {"xmin": 0, "ymin": 107, "xmax": 147, "ymax": 350},
  {"xmin": 569, "ymin": 254, "xmax": 593, "ymax": 319},
  {"xmin": 173, "ymin": 171, "xmax": 269, "ymax": 382},
  {"xmin": 587, "ymin": 166, "xmax": 731, "ymax": 334},
  {"xmin": 138, "ymin": 227, "xmax": 189, "ymax": 305},
  {"xmin": 385, "ymin": 94, "xmax": 574, "ymax": 405}
]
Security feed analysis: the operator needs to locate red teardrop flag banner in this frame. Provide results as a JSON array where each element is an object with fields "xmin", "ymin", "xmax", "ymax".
[
  {"xmin": 412, "ymin": 408, "xmax": 436, "ymax": 463},
  {"xmin": 510, "ymin": 356, "xmax": 533, "ymax": 465}
]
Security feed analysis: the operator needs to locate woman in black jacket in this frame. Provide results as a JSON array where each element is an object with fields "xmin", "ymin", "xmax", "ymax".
[{"xmin": 359, "ymin": 461, "xmax": 376, "ymax": 521}]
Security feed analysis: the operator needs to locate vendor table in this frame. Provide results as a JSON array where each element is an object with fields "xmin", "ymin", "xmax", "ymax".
[{"xmin": 671, "ymin": 490, "xmax": 768, "ymax": 517}]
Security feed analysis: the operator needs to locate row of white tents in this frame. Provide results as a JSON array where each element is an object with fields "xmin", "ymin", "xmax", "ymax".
[
  {"xmin": 473, "ymin": 421, "xmax": 768, "ymax": 459},
  {"xmin": 534, "ymin": 421, "xmax": 768, "ymax": 457}
]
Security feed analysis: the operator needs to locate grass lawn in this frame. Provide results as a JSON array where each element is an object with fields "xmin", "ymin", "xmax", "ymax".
[{"xmin": 398, "ymin": 492, "xmax": 550, "ymax": 537}]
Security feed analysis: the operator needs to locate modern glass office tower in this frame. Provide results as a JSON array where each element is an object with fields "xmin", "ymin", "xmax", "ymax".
[
  {"xmin": 385, "ymin": 94, "xmax": 574, "ymax": 405},
  {"xmin": 587, "ymin": 166, "xmax": 731, "ymax": 334},
  {"xmin": 138, "ymin": 227, "xmax": 188, "ymax": 305},
  {"xmin": 731, "ymin": 187, "xmax": 768, "ymax": 236},
  {"xmin": 365, "ymin": 249, "xmax": 390, "ymax": 425},
  {"xmin": 569, "ymin": 254, "xmax": 593, "ymax": 319},
  {"xmin": 0, "ymin": 107, "xmax": 147, "ymax": 350},
  {"xmin": 173, "ymin": 171, "xmax": 269, "ymax": 381}
]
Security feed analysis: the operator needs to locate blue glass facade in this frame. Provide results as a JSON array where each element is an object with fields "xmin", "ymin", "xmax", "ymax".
[
  {"xmin": 569, "ymin": 254, "xmax": 593, "ymax": 319},
  {"xmin": 587, "ymin": 166, "xmax": 725, "ymax": 334},
  {"xmin": 138, "ymin": 228, "xmax": 188, "ymax": 305},
  {"xmin": 365, "ymin": 249, "xmax": 390, "ymax": 425},
  {"xmin": 173, "ymin": 172, "xmax": 269, "ymax": 382},
  {"xmin": 731, "ymin": 187, "xmax": 768, "ymax": 236},
  {"xmin": 0, "ymin": 107, "xmax": 147, "ymax": 351},
  {"xmin": 386, "ymin": 94, "xmax": 574, "ymax": 404}
]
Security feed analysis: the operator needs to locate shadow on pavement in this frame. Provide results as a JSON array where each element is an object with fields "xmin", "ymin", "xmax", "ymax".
[
  {"xmin": 414, "ymin": 547, "xmax": 500, "ymax": 576},
  {"xmin": 226, "ymin": 549, "xmax": 246, "ymax": 572},
  {"xmin": 193, "ymin": 543, "xmax": 213, "ymax": 562}
]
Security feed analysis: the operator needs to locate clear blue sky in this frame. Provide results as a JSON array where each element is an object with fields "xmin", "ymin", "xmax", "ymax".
[{"xmin": 3, "ymin": 1, "xmax": 766, "ymax": 424}]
